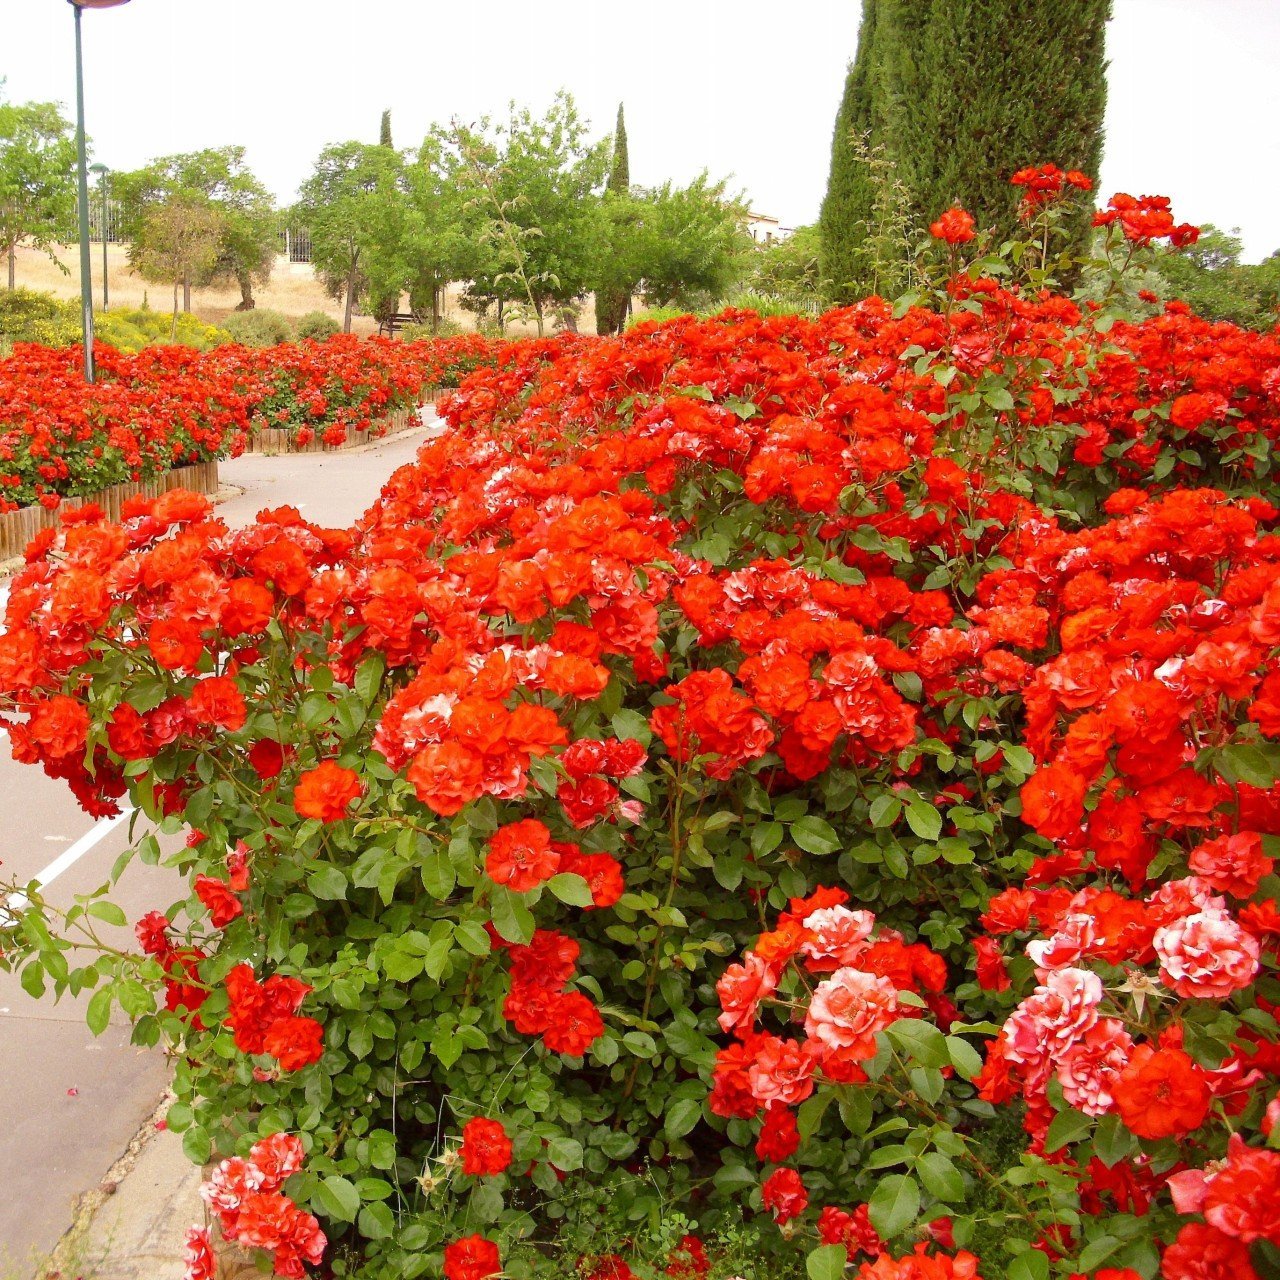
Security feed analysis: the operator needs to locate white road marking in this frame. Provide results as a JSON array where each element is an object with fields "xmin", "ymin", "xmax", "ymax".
[{"xmin": 3, "ymin": 809, "xmax": 133, "ymax": 917}]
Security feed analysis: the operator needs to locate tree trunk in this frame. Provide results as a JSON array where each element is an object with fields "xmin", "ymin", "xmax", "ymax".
[
  {"xmin": 343, "ymin": 268, "xmax": 355, "ymax": 334},
  {"xmin": 431, "ymin": 285, "xmax": 441, "ymax": 334},
  {"xmin": 6, "ymin": 245, "xmax": 14, "ymax": 290},
  {"xmin": 171, "ymin": 282, "xmax": 180, "ymax": 341},
  {"xmin": 182, "ymin": 275, "xmax": 192, "ymax": 313},
  {"xmin": 534, "ymin": 300, "xmax": 544, "ymax": 339},
  {"xmin": 236, "ymin": 272, "xmax": 255, "ymax": 311},
  {"xmin": 497, "ymin": 298, "xmax": 504, "ymax": 335}
]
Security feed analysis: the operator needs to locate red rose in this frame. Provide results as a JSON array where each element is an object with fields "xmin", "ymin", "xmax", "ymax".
[
  {"xmin": 460, "ymin": 1117, "xmax": 512, "ymax": 1176},
  {"xmin": 760, "ymin": 1166, "xmax": 807, "ymax": 1223},
  {"xmin": 194, "ymin": 874, "xmax": 243, "ymax": 929},
  {"xmin": 486, "ymin": 818, "xmax": 560, "ymax": 892},
  {"xmin": 262, "ymin": 1015, "xmax": 325, "ymax": 1071},
  {"xmin": 443, "ymin": 1234, "xmax": 501, "ymax": 1280},
  {"xmin": 293, "ymin": 761, "xmax": 362, "ymax": 821}
]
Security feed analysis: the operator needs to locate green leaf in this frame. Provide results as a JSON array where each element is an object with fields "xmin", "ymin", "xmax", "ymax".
[
  {"xmin": 664, "ymin": 1097, "xmax": 703, "ymax": 1140},
  {"xmin": 750, "ymin": 822, "xmax": 785, "ymax": 857},
  {"xmin": 547, "ymin": 873, "xmax": 594, "ymax": 907},
  {"xmin": 1044, "ymin": 1106, "xmax": 1093, "ymax": 1154},
  {"xmin": 944, "ymin": 1035, "xmax": 984, "ymax": 1080},
  {"xmin": 454, "ymin": 919, "xmax": 492, "ymax": 956},
  {"xmin": 1007, "ymin": 1251, "xmax": 1050, "ymax": 1280},
  {"xmin": 419, "ymin": 847, "xmax": 456, "ymax": 900},
  {"xmin": 357, "ymin": 1201, "xmax": 395, "ymax": 1240},
  {"xmin": 904, "ymin": 800, "xmax": 942, "ymax": 842},
  {"xmin": 86, "ymin": 986, "xmax": 112, "ymax": 1036},
  {"xmin": 916, "ymin": 1152, "xmax": 964, "ymax": 1202},
  {"xmin": 867, "ymin": 1173, "xmax": 920, "ymax": 1239},
  {"xmin": 546, "ymin": 1136, "xmax": 583, "ymax": 1170},
  {"xmin": 182, "ymin": 1125, "xmax": 211, "ymax": 1165},
  {"xmin": 489, "ymin": 888, "xmax": 534, "ymax": 945},
  {"xmin": 86, "ymin": 901, "xmax": 127, "ymax": 927},
  {"xmin": 886, "ymin": 1019, "xmax": 949, "ymax": 1069},
  {"xmin": 318, "ymin": 1175, "xmax": 361, "ymax": 1223},
  {"xmin": 868, "ymin": 794, "xmax": 902, "ymax": 828},
  {"xmin": 307, "ymin": 865, "xmax": 347, "ymax": 900},
  {"xmin": 790, "ymin": 815, "xmax": 841, "ymax": 855},
  {"xmin": 354, "ymin": 652, "xmax": 386, "ymax": 706},
  {"xmin": 807, "ymin": 1245, "xmax": 848, "ymax": 1280},
  {"xmin": 1092, "ymin": 1113, "xmax": 1136, "ymax": 1168}
]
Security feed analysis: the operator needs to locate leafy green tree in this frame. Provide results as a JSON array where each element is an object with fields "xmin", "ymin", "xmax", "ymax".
[
  {"xmin": 403, "ymin": 129, "xmax": 488, "ymax": 332},
  {"xmin": 297, "ymin": 141, "xmax": 404, "ymax": 332},
  {"xmin": 115, "ymin": 147, "xmax": 277, "ymax": 311},
  {"xmin": 749, "ymin": 223, "xmax": 822, "ymax": 301},
  {"xmin": 631, "ymin": 176, "xmax": 752, "ymax": 309},
  {"xmin": 379, "ymin": 109, "xmax": 393, "ymax": 150},
  {"xmin": 0, "ymin": 96, "xmax": 76, "ymax": 290},
  {"xmin": 594, "ymin": 104, "xmax": 632, "ymax": 335},
  {"xmin": 1153, "ymin": 225, "xmax": 1280, "ymax": 330},
  {"xmin": 448, "ymin": 93, "xmax": 610, "ymax": 336},
  {"xmin": 821, "ymin": 0, "xmax": 1109, "ymax": 299},
  {"xmin": 130, "ymin": 197, "xmax": 224, "ymax": 339}
]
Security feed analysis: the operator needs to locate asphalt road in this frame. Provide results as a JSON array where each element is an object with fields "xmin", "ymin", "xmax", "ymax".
[{"xmin": 0, "ymin": 418, "xmax": 438, "ymax": 1270}]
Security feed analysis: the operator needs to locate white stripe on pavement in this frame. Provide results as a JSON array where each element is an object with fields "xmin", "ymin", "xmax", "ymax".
[{"xmin": 3, "ymin": 809, "xmax": 134, "ymax": 918}]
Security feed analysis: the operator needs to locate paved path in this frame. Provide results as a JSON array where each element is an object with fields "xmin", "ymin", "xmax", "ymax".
[{"xmin": 0, "ymin": 419, "xmax": 437, "ymax": 1275}]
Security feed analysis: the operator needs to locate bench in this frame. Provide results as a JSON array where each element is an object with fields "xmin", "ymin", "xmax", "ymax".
[{"xmin": 378, "ymin": 312, "xmax": 424, "ymax": 337}]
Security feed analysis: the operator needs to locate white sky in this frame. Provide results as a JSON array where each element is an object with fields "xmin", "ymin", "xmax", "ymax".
[{"xmin": 3, "ymin": 0, "xmax": 1279, "ymax": 261}]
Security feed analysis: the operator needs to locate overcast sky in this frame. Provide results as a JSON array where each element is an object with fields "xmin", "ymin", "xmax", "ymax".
[{"xmin": 4, "ymin": 0, "xmax": 1278, "ymax": 261}]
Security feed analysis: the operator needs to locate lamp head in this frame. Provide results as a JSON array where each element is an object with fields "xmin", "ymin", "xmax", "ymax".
[
  {"xmin": 90, "ymin": 162, "xmax": 109, "ymax": 175},
  {"xmin": 68, "ymin": 1, "xmax": 132, "ymax": 8}
]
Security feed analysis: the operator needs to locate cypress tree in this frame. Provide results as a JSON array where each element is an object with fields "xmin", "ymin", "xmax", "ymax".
[
  {"xmin": 379, "ymin": 109, "xmax": 393, "ymax": 150},
  {"xmin": 609, "ymin": 103, "xmax": 630, "ymax": 194},
  {"xmin": 818, "ymin": 0, "xmax": 882, "ymax": 304},
  {"xmin": 820, "ymin": 0, "xmax": 1110, "ymax": 299},
  {"xmin": 899, "ymin": 0, "xmax": 1110, "ymax": 253},
  {"xmin": 595, "ymin": 104, "xmax": 633, "ymax": 335}
]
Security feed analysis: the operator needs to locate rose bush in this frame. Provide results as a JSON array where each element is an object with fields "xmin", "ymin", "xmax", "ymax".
[
  {"xmin": 0, "ymin": 333, "xmax": 500, "ymax": 510},
  {"xmin": 3, "ymin": 173, "xmax": 1280, "ymax": 1280}
]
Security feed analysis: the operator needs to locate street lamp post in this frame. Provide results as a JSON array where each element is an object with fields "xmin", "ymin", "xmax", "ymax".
[
  {"xmin": 68, "ymin": 0, "xmax": 131, "ymax": 384},
  {"xmin": 90, "ymin": 162, "xmax": 109, "ymax": 310}
]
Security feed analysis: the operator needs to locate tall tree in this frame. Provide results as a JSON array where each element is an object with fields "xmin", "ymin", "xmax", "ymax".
[
  {"xmin": 380, "ymin": 109, "xmax": 393, "ymax": 150},
  {"xmin": 298, "ymin": 141, "xmax": 403, "ymax": 332},
  {"xmin": 130, "ymin": 198, "xmax": 223, "ymax": 339},
  {"xmin": 594, "ymin": 103, "xmax": 632, "ymax": 335},
  {"xmin": 820, "ymin": 0, "xmax": 1110, "ymax": 301},
  {"xmin": 0, "ymin": 96, "xmax": 76, "ymax": 290},
  {"xmin": 115, "ymin": 147, "xmax": 277, "ymax": 310},
  {"xmin": 448, "ymin": 93, "xmax": 609, "ymax": 336},
  {"xmin": 818, "ymin": 0, "xmax": 883, "ymax": 304}
]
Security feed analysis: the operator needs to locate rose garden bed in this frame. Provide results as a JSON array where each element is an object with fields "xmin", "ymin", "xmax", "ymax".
[{"xmin": 3, "ymin": 175, "xmax": 1280, "ymax": 1280}]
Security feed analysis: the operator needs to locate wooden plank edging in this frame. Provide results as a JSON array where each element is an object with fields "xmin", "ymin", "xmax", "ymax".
[{"xmin": 0, "ymin": 460, "xmax": 220, "ymax": 562}]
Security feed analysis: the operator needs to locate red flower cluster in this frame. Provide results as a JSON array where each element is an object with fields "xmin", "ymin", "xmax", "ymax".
[
  {"xmin": 192, "ymin": 1133, "xmax": 324, "ymax": 1279},
  {"xmin": 1093, "ymin": 193, "xmax": 1200, "ymax": 246},
  {"xmin": 496, "ymin": 928, "xmax": 604, "ymax": 1057},
  {"xmin": 225, "ymin": 964, "xmax": 325, "ymax": 1072},
  {"xmin": 443, "ymin": 1233, "xmax": 502, "ymax": 1280},
  {"xmin": 459, "ymin": 1117, "xmax": 512, "ymax": 1176}
]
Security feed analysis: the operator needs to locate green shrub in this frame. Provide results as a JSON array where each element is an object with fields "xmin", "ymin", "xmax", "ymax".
[
  {"xmin": 221, "ymin": 308, "xmax": 295, "ymax": 347},
  {"xmin": 94, "ymin": 308, "xmax": 232, "ymax": 353},
  {"xmin": 400, "ymin": 317, "xmax": 466, "ymax": 341},
  {"xmin": 716, "ymin": 291, "xmax": 818, "ymax": 318},
  {"xmin": 625, "ymin": 305, "xmax": 690, "ymax": 329},
  {"xmin": 294, "ymin": 311, "xmax": 341, "ymax": 341},
  {"xmin": 0, "ymin": 288, "xmax": 79, "ymax": 346}
]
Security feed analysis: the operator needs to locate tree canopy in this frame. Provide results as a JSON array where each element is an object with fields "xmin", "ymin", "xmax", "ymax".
[{"xmin": 0, "ymin": 94, "xmax": 76, "ymax": 290}]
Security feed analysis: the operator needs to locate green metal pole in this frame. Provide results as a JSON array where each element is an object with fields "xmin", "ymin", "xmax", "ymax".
[
  {"xmin": 101, "ymin": 174, "xmax": 109, "ymax": 310},
  {"xmin": 73, "ymin": 3, "xmax": 95, "ymax": 383}
]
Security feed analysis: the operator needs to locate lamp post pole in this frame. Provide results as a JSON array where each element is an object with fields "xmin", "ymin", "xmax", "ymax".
[
  {"xmin": 72, "ymin": 2, "xmax": 95, "ymax": 382},
  {"xmin": 91, "ymin": 162, "xmax": 109, "ymax": 309},
  {"xmin": 68, "ymin": 0, "xmax": 131, "ymax": 384}
]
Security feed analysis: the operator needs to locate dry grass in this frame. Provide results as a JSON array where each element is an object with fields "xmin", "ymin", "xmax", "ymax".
[{"xmin": 8, "ymin": 243, "xmax": 560, "ymax": 336}]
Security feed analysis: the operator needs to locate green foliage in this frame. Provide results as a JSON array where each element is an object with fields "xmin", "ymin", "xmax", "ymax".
[
  {"xmin": 93, "ymin": 306, "xmax": 231, "ymax": 352},
  {"xmin": 821, "ymin": 0, "xmax": 1110, "ymax": 297},
  {"xmin": 0, "ymin": 94, "xmax": 76, "ymax": 284},
  {"xmin": 379, "ymin": 109, "xmax": 393, "ymax": 150},
  {"xmin": 1152, "ymin": 224, "xmax": 1280, "ymax": 330},
  {"xmin": 295, "ymin": 310, "xmax": 342, "ymax": 341},
  {"xmin": 400, "ymin": 317, "xmax": 465, "ymax": 340},
  {"xmin": 297, "ymin": 141, "xmax": 406, "ymax": 333},
  {"xmin": 114, "ymin": 147, "xmax": 278, "ymax": 308},
  {"xmin": 221, "ymin": 308, "xmax": 295, "ymax": 347},
  {"xmin": 0, "ymin": 287, "xmax": 78, "ymax": 345},
  {"xmin": 595, "ymin": 103, "xmax": 633, "ymax": 335},
  {"xmin": 748, "ymin": 224, "xmax": 822, "ymax": 303}
]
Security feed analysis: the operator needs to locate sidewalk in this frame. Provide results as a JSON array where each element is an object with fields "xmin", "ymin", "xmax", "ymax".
[{"xmin": 2, "ymin": 411, "xmax": 441, "ymax": 1278}]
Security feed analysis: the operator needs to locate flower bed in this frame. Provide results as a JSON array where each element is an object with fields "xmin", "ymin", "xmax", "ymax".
[
  {"xmin": 0, "ymin": 334, "xmax": 501, "ymax": 509},
  {"xmin": 3, "ymin": 177, "xmax": 1280, "ymax": 1280}
]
